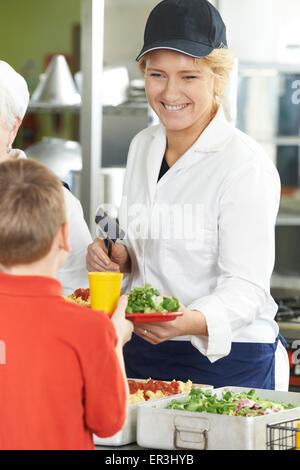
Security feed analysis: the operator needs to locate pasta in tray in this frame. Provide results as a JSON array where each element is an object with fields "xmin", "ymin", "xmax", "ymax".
[{"xmin": 128, "ymin": 378, "xmax": 193, "ymax": 404}]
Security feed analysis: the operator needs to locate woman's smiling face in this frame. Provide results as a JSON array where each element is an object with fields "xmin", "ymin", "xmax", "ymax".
[{"xmin": 145, "ymin": 49, "xmax": 216, "ymax": 134}]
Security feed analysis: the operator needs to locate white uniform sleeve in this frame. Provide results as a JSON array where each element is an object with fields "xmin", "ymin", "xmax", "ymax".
[
  {"xmin": 57, "ymin": 187, "xmax": 92, "ymax": 296},
  {"xmin": 188, "ymin": 160, "xmax": 281, "ymax": 363},
  {"xmin": 117, "ymin": 135, "xmax": 139, "ymax": 295}
]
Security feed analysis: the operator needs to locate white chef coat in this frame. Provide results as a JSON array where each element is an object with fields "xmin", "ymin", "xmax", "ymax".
[
  {"xmin": 14, "ymin": 149, "xmax": 92, "ymax": 296},
  {"xmin": 119, "ymin": 107, "xmax": 289, "ymax": 390},
  {"xmin": 57, "ymin": 185, "xmax": 92, "ymax": 296}
]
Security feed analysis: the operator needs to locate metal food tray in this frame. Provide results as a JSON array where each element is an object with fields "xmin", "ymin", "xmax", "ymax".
[
  {"xmin": 93, "ymin": 380, "xmax": 213, "ymax": 447},
  {"xmin": 136, "ymin": 386, "xmax": 300, "ymax": 450}
]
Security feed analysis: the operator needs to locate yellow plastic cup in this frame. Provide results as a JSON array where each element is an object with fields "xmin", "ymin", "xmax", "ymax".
[
  {"xmin": 296, "ymin": 421, "xmax": 300, "ymax": 450},
  {"xmin": 88, "ymin": 272, "xmax": 123, "ymax": 314}
]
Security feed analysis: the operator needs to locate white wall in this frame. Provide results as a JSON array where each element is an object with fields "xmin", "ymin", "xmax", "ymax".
[
  {"xmin": 219, "ymin": 0, "xmax": 300, "ymax": 64},
  {"xmin": 103, "ymin": 0, "xmax": 158, "ymax": 79}
]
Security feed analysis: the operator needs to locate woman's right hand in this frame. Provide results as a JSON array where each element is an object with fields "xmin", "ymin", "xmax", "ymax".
[{"xmin": 86, "ymin": 238, "xmax": 131, "ymax": 273}]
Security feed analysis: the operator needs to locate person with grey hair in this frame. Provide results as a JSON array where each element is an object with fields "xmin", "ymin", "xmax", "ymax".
[
  {"xmin": 0, "ymin": 61, "xmax": 29, "ymax": 160},
  {"xmin": 0, "ymin": 60, "xmax": 92, "ymax": 295}
]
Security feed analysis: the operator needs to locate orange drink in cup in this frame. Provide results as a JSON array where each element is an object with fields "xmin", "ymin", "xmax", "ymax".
[{"xmin": 88, "ymin": 272, "xmax": 123, "ymax": 314}]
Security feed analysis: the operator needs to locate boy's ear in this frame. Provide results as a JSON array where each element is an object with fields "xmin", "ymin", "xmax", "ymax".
[
  {"xmin": 9, "ymin": 116, "xmax": 22, "ymax": 146},
  {"xmin": 58, "ymin": 222, "xmax": 70, "ymax": 253}
]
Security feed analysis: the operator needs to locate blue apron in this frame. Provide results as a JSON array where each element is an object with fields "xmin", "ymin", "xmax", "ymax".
[{"xmin": 124, "ymin": 334, "xmax": 283, "ymax": 390}]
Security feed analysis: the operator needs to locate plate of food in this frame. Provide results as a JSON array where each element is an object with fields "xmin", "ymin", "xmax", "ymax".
[
  {"xmin": 124, "ymin": 284, "xmax": 182, "ymax": 322},
  {"xmin": 65, "ymin": 284, "xmax": 183, "ymax": 322},
  {"xmin": 65, "ymin": 288, "xmax": 91, "ymax": 307}
]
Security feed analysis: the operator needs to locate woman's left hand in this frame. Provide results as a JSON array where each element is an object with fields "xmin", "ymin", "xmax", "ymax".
[{"xmin": 134, "ymin": 303, "xmax": 207, "ymax": 344}]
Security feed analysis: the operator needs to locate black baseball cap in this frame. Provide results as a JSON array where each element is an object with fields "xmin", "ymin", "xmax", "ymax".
[{"xmin": 136, "ymin": 0, "xmax": 227, "ymax": 61}]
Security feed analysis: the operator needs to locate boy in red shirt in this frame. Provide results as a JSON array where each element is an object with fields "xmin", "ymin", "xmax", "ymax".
[{"xmin": 0, "ymin": 159, "xmax": 133, "ymax": 450}]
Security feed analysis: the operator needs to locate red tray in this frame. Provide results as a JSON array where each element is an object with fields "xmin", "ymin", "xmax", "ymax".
[{"xmin": 125, "ymin": 311, "xmax": 183, "ymax": 323}]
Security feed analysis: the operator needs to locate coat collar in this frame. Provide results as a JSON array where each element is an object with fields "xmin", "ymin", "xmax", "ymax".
[
  {"xmin": 149, "ymin": 107, "xmax": 235, "ymax": 153},
  {"xmin": 10, "ymin": 148, "xmax": 27, "ymax": 160},
  {"xmin": 145, "ymin": 107, "xmax": 235, "ymax": 200},
  {"xmin": 146, "ymin": 125, "xmax": 167, "ymax": 202},
  {"xmin": 0, "ymin": 272, "xmax": 62, "ymax": 298}
]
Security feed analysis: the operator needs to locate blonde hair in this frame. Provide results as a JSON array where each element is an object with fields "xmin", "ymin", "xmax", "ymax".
[
  {"xmin": 138, "ymin": 47, "xmax": 235, "ymax": 119},
  {"xmin": 197, "ymin": 48, "xmax": 235, "ymax": 117},
  {"xmin": 0, "ymin": 159, "xmax": 66, "ymax": 267}
]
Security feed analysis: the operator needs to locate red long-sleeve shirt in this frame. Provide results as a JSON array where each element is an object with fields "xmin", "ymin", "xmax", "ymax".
[{"xmin": 0, "ymin": 273, "xmax": 127, "ymax": 450}]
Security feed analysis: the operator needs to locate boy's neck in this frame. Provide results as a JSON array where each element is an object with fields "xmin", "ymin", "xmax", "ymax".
[{"xmin": 3, "ymin": 251, "xmax": 60, "ymax": 279}]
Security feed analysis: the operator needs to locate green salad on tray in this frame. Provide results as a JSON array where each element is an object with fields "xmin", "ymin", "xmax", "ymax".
[
  {"xmin": 167, "ymin": 388, "xmax": 297, "ymax": 417},
  {"xmin": 125, "ymin": 284, "xmax": 180, "ymax": 314}
]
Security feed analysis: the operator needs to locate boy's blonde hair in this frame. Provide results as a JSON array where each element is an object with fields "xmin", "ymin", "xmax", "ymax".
[
  {"xmin": 0, "ymin": 159, "xmax": 66, "ymax": 267},
  {"xmin": 138, "ymin": 47, "xmax": 235, "ymax": 118}
]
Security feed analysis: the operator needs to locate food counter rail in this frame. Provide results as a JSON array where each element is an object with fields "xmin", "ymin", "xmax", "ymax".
[{"xmin": 95, "ymin": 443, "xmax": 145, "ymax": 451}]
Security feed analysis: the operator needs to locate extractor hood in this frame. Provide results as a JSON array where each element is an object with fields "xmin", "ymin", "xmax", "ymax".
[{"xmin": 29, "ymin": 55, "xmax": 81, "ymax": 112}]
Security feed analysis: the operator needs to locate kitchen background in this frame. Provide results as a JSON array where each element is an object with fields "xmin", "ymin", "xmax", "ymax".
[{"xmin": 1, "ymin": 0, "xmax": 300, "ymax": 387}]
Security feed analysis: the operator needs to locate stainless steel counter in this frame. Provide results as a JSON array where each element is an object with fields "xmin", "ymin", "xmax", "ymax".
[{"xmin": 95, "ymin": 443, "xmax": 144, "ymax": 451}]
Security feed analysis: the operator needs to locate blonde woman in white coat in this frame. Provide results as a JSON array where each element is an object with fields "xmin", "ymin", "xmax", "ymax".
[
  {"xmin": 87, "ymin": 0, "xmax": 289, "ymax": 390},
  {"xmin": 0, "ymin": 60, "xmax": 92, "ymax": 295}
]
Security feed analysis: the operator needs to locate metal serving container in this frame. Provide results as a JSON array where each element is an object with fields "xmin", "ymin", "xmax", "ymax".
[
  {"xmin": 136, "ymin": 386, "xmax": 300, "ymax": 450},
  {"xmin": 93, "ymin": 380, "xmax": 213, "ymax": 447},
  {"xmin": 93, "ymin": 400, "xmax": 140, "ymax": 447}
]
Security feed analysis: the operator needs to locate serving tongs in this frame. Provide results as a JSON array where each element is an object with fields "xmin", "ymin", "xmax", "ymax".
[{"xmin": 95, "ymin": 206, "xmax": 125, "ymax": 259}]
